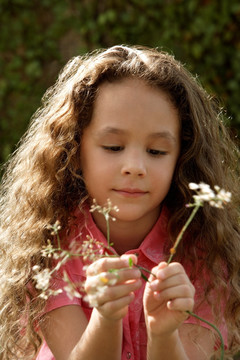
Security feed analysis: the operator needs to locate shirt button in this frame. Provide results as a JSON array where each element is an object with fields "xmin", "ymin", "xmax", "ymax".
[{"xmin": 126, "ymin": 352, "xmax": 132, "ymax": 359}]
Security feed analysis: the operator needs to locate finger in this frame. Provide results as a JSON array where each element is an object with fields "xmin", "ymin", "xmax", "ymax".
[
  {"xmin": 85, "ymin": 272, "xmax": 119, "ymax": 291},
  {"xmin": 147, "ymin": 265, "xmax": 160, "ymax": 282},
  {"xmin": 120, "ymin": 254, "xmax": 138, "ymax": 266},
  {"xmin": 155, "ymin": 262, "xmax": 187, "ymax": 280},
  {"xmin": 107, "ymin": 266, "xmax": 141, "ymax": 284},
  {"xmin": 98, "ymin": 292, "xmax": 135, "ymax": 315},
  {"xmin": 153, "ymin": 284, "xmax": 194, "ymax": 304},
  {"xmin": 147, "ymin": 261, "xmax": 168, "ymax": 281},
  {"xmin": 86, "ymin": 255, "xmax": 135, "ymax": 276},
  {"xmin": 85, "ymin": 267, "xmax": 141, "ymax": 291},
  {"xmin": 92, "ymin": 279, "xmax": 142, "ymax": 306},
  {"xmin": 87, "ymin": 279, "xmax": 141, "ymax": 308},
  {"xmin": 150, "ymin": 273, "xmax": 194, "ymax": 293},
  {"xmin": 167, "ymin": 297, "xmax": 194, "ymax": 313}
]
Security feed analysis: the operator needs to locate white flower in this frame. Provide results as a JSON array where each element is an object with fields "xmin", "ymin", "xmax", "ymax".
[
  {"xmin": 98, "ymin": 273, "xmax": 118, "ymax": 286},
  {"xmin": 85, "ymin": 271, "xmax": 118, "ymax": 307},
  {"xmin": 90, "ymin": 198, "xmax": 119, "ymax": 222},
  {"xmin": 87, "ymin": 285, "xmax": 106, "ymax": 307},
  {"xmin": 209, "ymin": 188, "xmax": 232, "ymax": 208},
  {"xmin": 63, "ymin": 271, "xmax": 81, "ymax": 300},
  {"xmin": 41, "ymin": 239, "xmax": 54, "ymax": 258},
  {"xmin": 63, "ymin": 284, "xmax": 82, "ymax": 300},
  {"xmin": 216, "ymin": 188, "xmax": 232, "ymax": 203},
  {"xmin": 86, "ymin": 293, "xmax": 100, "ymax": 307},
  {"xmin": 39, "ymin": 288, "xmax": 63, "ymax": 300},
  {"xmin": 188, "ymin": 182, "xmax": 231, "ymax": 208},
  {"xmin": 33, "ymin": 269, "xmax": 51, "ymax": 291},
  {"xmin": 189, "ymin": 183, "xmax": 199, "ymax": 190},
  {"xmin": 39, "ymin": 292, "xmax": 49, "ymax": 300},
  {"xmin": 32, "ymin": 265, "xmax": 40, "ymax": 272},
  {"xmin": 47, "ymin": 220, "xmax": 61, "ymax": 236}
]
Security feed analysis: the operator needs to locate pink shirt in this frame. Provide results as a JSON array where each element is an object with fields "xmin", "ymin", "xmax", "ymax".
[{"xmin": 36, "ymin": 206, "xmax": 227, "ymax": 360}]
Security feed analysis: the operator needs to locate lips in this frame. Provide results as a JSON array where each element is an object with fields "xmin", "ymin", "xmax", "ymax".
[{"xmin": 113, "ymin": 188, "xmax": 148, "ymax": 198}]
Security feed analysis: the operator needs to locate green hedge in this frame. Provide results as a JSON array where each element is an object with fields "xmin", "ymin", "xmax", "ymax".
[{"xmin": 1, "ymin": 0, "xmax": 240, "ymax": 166}]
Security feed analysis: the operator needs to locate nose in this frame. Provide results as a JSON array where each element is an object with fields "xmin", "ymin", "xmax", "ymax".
[{"xmin": 121, "ymin": 151, "xmax": 147, "ymax": 177}]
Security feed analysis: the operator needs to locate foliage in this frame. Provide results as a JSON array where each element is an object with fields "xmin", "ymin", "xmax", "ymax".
[{"xmin": 1, "ymin": 0, "xmax": 240, "ymax": 168}]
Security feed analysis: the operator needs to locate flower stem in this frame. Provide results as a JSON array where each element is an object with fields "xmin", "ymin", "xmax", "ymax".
[
  {"xmin": 56, "ymin": 232, "xmax": 61, "ymax": 250},
  {"xmin": 106, "ymin": 216, "xmax": 111, "ymax": 248},
  {"xmin": 167, "ymin": 202, "xmax": 225, "ymax": 358},
  {"xmin": 167, "ymin": 204, "xmax": 200, "ymax": 264}
]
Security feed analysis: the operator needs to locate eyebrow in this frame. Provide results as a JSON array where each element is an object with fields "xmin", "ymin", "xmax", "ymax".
[
  {"xmin": 98, "ymin": 126, "xmax": 177, "ymax": 143},
  {"xmin": 98, "ymin": 127, "xmax": 125, "ymax": 136},
  {"xmin": 149, "ymin": 131, "xmax": 177, "ymax": 143}
]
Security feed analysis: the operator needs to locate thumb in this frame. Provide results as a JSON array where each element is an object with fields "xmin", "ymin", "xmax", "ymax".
[
  {"xmin": 148, "ymin": 261, "xmax": 168, "ymax": 282},
  {"xmin": 120, "ymin": 254, "xmax": 138, "ymax": 267}
]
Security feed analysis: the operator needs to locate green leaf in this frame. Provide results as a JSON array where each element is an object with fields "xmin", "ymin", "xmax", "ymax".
[
  {"xmin": 128, "ymin": 257, "xmax": 133, "ymax": 268},
  {"xmin": 141, "ymin": 273, "xmax": 149, "ymax": 282}
]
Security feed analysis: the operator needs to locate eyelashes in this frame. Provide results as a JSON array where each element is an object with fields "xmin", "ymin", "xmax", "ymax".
[
  {"xmin": 147, "ymin": 149, "xmax": 168, "ymax": 156},
  {"xmin": 102, "ymin": 146, "xmax": 123, "ymax": 152},
  {"xmin": 102, "ymin": 146, "xmax": 168, "ymax": 156}
]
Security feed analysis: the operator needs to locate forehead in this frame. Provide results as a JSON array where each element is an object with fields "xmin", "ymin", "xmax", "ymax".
[
  {"xmin": 93, "ymin": 77, "xmax": 177, "ymax": 115},
  {"xmin": 90, "ymin": 77, "xmax": 179, "ymax": 134}
]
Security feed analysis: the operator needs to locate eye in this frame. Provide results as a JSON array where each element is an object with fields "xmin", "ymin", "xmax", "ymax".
[
  {"xmin": 147, "ymin": 149, "xmax": 168, "ymax": 156},
  {"xmin": 102, "ymin": 145, "xmax": 123, "ymax": 152}
]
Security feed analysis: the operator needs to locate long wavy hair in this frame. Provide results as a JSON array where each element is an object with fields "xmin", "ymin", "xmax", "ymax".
[{"xmin": 0, "ymin": 45, "xmax": 239, "ymax": 359}]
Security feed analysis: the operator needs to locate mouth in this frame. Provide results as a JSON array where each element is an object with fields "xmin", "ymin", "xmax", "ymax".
[{"xmin": 113, "ymin": 188, "xmax": 148, "ymax": 198}]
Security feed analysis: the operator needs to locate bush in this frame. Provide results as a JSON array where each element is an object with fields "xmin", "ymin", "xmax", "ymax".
[{"xmin": 1, "ymin": 0, "xmax": 239, "ymax": 167}]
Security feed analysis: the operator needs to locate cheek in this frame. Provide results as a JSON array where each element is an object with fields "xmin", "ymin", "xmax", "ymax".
[
  {"xmin": 155, "ymin": 158, "xmax": 177, "ymax": 178},
  {"xmin": 91, "ymin": 153, "xmax": 118, "ymax": 175},
  {"xmin": 81, "ymin": 157, "xmax": 112, "ymax": 189}
]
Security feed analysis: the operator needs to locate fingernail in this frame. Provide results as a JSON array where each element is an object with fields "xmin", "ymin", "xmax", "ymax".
[{"xmin": 167, "ymin": 300, "xmax": 172, "ymax": 309}]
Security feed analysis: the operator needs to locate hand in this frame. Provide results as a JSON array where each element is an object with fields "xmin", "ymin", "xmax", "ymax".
[
  {"xmin": 85, "ymin": 255, "xmax": 142, "ymax": 321},
  {"xmin": 143, "ymin": 262, "xmax": 195, "ymax": 337}
]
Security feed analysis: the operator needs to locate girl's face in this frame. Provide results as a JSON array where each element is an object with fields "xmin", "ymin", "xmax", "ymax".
[{"xmin": 80, "ymin": 78, "xmax": 180, "ymax": 229}]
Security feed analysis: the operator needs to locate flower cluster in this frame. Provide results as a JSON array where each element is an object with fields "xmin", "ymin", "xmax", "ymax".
[
  {"xmin": 41, "ymin": 239, "xmax": 64, "ymax": 259},
  {"xmin": 90, "ymin": 198, "xmax": 119, "ymax": 222},
  {"xmin": 46, "ymin": 220, "xmax": 61, "ymax": 236},
  {"xmin": 90, "ymin": 199, "xmax": 120, "ymax": 249},
  {"xmin": 71, "ymin": 235, "xmax": 108, "ymax": 263},
  {"xmin": 168, "ymin": 183, "xmax": 232, "ymax": 264},
  {"xmin": 86, "ymin": 272, "xmax": 118, "ymax": 307},
  {"xmin": 32, "ymin": 266, "xmax": 63, "ymax": 300},
  {"xmin": 62, "ymin": 271, "xmax": 82, "ymax": 300},
  {"xmin": 188, "ymin": 182, "xmax": 231, "ymax": 208},
  {"xmin": 32, "ymin": 266, "xmax": 51, "ymax": 291},
  {"xmin": 32, "ymin": 200, "xmax": 119, "ymax": 300},
  {"xmin": 32, "ymin": 233, "xmax": 109, "ymax": 300}
]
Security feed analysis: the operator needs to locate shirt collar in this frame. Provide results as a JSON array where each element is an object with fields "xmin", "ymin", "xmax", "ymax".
[{"xmin": 128, "ymin": 207, "xmax": 169, "ymax": 265}]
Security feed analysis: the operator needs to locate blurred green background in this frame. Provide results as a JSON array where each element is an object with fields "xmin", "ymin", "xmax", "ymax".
[{"xmin": 0, "ymin": 0, "xmax": 240, "ymax": 169}]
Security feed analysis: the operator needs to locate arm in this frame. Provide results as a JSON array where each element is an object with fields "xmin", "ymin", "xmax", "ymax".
[
  {"xmin": 41, "ymin": 305, "xmax": 123, "ymax": 360},
  {"xmin": 143, "ymin": 262, "xmax": 215, "ymax": 360},
  {"xmin": 41, "ymin": 255, "xmax": 142, "ymax": 360},
  {"xmin": 146, "ymin": 324, "xmax": 215, "ymax": 360}
]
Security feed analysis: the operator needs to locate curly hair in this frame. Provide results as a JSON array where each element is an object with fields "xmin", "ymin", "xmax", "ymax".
[{"xmin": 0, "ymin": 45, "xmax": 239, "ymax": 358}]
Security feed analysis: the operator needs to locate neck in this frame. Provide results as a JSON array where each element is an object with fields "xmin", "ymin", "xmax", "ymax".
[
  {"xmin": 109, "ymin": 222, "xmax": 150, "ymax": 255},
  {"xmin": 92, "ymin": 211, "xmax": 160, "ymax": 255}
]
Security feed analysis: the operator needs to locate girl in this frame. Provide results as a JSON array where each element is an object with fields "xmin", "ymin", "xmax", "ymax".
[{"xmin": 0, "ymin": 45, "xmax": 239, "ymax": 360}]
